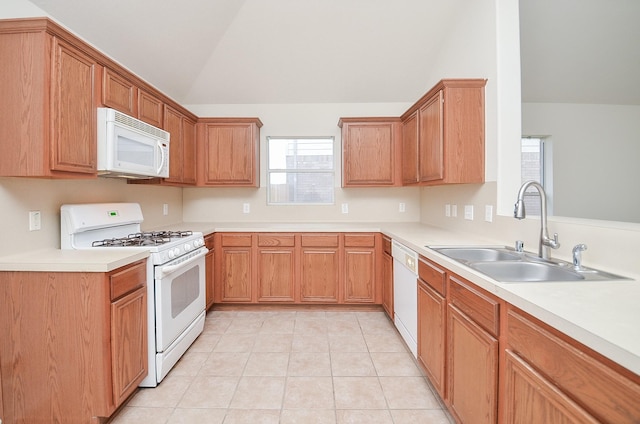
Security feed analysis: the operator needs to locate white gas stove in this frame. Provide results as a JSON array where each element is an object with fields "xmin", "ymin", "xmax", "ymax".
[{"xmin": 60, "ymin": 203, "xmax": 207, "ymax": 387}]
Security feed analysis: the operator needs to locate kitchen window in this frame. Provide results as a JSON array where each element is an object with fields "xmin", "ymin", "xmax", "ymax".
[
  {"xmin": 267, "ymin": 137, "xmax": 335, "ymax": 204},
  {"xmin": 521, "ymin": 136, "xmax": 553, "ymax": 216}
]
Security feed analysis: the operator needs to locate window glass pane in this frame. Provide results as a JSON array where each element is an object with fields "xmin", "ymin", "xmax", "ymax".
[
  {"xmin": 268, "ymin": 171, "xmax": 335, "ymax": 204},
  {"xmin": 267, "ymin": 137, "xmax": 335, "ymax": 205},
  {"xmin": 268, "ymin": 138, "xmax": 333, "ymax": 170}
]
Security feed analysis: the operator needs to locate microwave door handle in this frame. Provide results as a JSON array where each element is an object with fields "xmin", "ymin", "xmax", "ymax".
[{"xmin": 158, "ymin": 140, "xmax": 166, "ymax": 175}]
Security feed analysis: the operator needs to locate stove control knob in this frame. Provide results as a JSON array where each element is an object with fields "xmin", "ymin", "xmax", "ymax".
[
  {"xmin": 184, "ymin": 243, "xmax": 192, "ymax": 251},
  {"xmin": 174, "ymin": 247, "xmax": 181, "ymax": 257},
  {"xmin": 168, "ymin": 249, "xmax": 176, "ymax": 259}
]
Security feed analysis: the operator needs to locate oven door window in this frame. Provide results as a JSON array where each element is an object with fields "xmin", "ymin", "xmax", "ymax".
[{"xmin": 171, "ymin": 266, "xmax": 200, "ymax": 318}]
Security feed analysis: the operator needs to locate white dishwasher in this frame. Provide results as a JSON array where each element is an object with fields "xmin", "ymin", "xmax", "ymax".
[{"xmin": 392, "ymin": 240, "xmax": 419, "ymax": 357}]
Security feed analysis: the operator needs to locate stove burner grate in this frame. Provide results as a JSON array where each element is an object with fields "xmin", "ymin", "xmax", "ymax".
[{"xmin": 91, "ymin": 230, "xmax": 193, "ymax": 247}]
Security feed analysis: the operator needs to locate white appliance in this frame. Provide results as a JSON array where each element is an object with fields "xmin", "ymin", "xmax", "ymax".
[
  {"xmin": 60, "ymin": 203, "xmax": 207, "ymax": 387},
  {"xmin": 392, "ymin": 240, "xmax": 419, "ymax": 357},
  {"xmin": 97, "ymin": 107, "xmax": 170, "ymax": 179}
]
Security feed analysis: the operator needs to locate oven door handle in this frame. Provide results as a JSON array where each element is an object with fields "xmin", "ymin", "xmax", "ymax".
[{"xmin": 158, "ymin": 248, "xmax": 208, "ymax": 278}]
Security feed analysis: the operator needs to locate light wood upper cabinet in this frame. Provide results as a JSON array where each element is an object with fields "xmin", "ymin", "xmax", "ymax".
[
  {"xmin": 0, "ymin": 20, "xmax": 98, "ymax": 178},
  {"xmin": 339, "ymin": 118, "xmax": 402, "ymax": 187},
  {"xmin": 164, "ymin": 105, "xmax": 197, "ymax": 185},
  {"xmin": 102, "ymin": 67, "xmax": 137, "ymax": 116},
  {"xmin": 197, "ymin": 118, "xmax": 263, "ymax": 187},
  {"xmin": 138, "ymin": 89, "xmax": 164, "ymax": 128},
  {"xmin": 401, "ymin": 111, "xmax": 419, "ymax": 184},
  {"xmin": 401, "ymin": 79, "xmax": 486, "ymax": 186}
]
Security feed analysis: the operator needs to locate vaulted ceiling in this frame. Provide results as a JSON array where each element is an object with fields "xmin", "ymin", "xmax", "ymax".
[
  {"xmin": 26, "ymin": 0, "xmax": 640, "ymax": 106},
  {"xmin": 27, "ymin": 0, "xmax": 467, "ymax": 104}
]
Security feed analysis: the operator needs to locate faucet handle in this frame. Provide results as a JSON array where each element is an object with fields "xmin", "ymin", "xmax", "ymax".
[{"xmin": 550, "ymin": 233, "xmax": 560, "ymax": 249}]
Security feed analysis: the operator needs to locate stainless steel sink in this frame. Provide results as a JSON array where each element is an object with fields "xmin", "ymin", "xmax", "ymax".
[
  {"xmin": 471, "ymin": 261, "xmax": 584, "ymax": 282},
  {"xmin": 431, "ymin": 246, "xmax": 629, "ymax": 283},
  {"xmin": 434, "ymin": 247, "xmax": 521, "ymax": 262}
]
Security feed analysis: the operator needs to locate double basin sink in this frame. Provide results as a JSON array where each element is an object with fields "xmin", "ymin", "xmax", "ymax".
[{"xmin": 432, "ymin": 246, "xmax": 627, "ymax": 283}]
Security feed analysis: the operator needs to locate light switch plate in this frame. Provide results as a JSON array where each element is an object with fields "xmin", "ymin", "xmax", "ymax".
[
  {"xmin": 445, "ymin": 204, "xmax": 451, "ymax": 217},
  {"xmin": 341, "ymin": 203, "xmax": 349, "ymax": 214},
  {"xmin": 29, "ymin": 210, "xmax": 41, "ymax": 231},
  {"xmin": 243, "ymin": 203, "xmax": 250, "ymax": 213},
  {"xmin": 485, "ymin": 205, "xmax": 493, "ymax": 222}
]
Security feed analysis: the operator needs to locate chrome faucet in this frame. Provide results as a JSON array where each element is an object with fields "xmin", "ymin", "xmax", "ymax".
[{"xmin": 514, "ymin": 181, "xmax": 560, "ymax": 259}]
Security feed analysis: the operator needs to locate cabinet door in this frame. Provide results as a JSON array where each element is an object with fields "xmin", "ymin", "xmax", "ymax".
[
  {"xmin": 258, "ymin": 249, "xmax": 295, "ymax": 302},
  {"xmin": 344, "ymin": 248, "xmax": 376, "ymax": 303},
  {"xmin": 447, "ymin": 305, "xmax": 498, "ymax": 424},
  {"xmin": 102, "ymin": 67, "xmax": 136, "ymax": 115},
  {"xmin": 220, "ymin": 248, "xmax": 252, "ymax": 302},
  {"xmin": 503, "ymin": 350, "xmax": 599, "ymax": 424},
  {"xmin": 201, "ymin": 123, "xmax": 258, "ymax": 186},
  {"xmin": 138, "ymin": 89, "xmax": 163, "ymax": 128},
  {"xmin": 341, "ymin": 121, "xmax": 398, "ymax": 186},
  {"xmin": 111, "ymin": 286, "xmax": 147, "ymax": 407},
  {"xmin": 418, "ymin": 280, "xmax": 446, "ymax": 398},
  {"xmin": 300, "ymin": 249, "xmax": 339, "ymax": 303},
  {"xmin": 401, "ymin": 112, "xmax": 419, "ymax": 184},
  {"xmin": 164, "ymin": 105, "xmax": 184, "ymax": 183},
  {"xmin": 418, "ymin": 90, "xmax": 444, "ymax": 182},
  {"xmin": 182, "ymin": 117, "xmax": 197, "ymax": 184},
  {"xmin": 50, "ymin": 37, "xmax": 96, "ymax": 174}
]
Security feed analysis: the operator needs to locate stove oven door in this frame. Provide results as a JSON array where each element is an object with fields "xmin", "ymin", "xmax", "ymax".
[{"xmin": 154, "ymin": 247, "xmax": 207, "ymax": 352}]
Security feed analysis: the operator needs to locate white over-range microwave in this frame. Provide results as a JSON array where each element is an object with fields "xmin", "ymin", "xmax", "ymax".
[{"xmin": 97, "ymin": 107, "xmax": 170, "ymax": 179}]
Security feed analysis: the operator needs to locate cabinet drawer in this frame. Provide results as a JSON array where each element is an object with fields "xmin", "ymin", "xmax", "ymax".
[
  {"xmin": 507, "ymin": 308, "xmax": 640, "ymax": 423},
  {"xmin": 221, "ymin": 234, "xmax": 252, "ymax": 247},
  {"xmin": 418, "ymin": 256, "xmax": 446, "ymax": 296},
  {"xmin": 110, "ymin": 260, "xmax": 146, "ymax": 301},
  {"xmin": 344, "ymin": 233, "xmax": 375, "ymax": 247},
  {"xmin": 258, "ymin": 234, "xmax": 295, "ymax": 247},
  {"xmin": 301, "ymin": 234, "xmax": 339, "ymax": 247},
  {"xmin": 448, "ymin": 275, "xmax": 499, "ymax": 337}
]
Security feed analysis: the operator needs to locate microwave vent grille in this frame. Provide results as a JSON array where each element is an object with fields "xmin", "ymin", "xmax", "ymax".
[{"xmin": 112, "ymin": 109, "xmax": 170, "ymax": 142}]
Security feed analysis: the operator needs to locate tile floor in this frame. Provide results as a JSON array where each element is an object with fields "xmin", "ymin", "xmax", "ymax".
[{"xmin": 111, "ymin": 309, "xmax": 454, "ymax": 424}]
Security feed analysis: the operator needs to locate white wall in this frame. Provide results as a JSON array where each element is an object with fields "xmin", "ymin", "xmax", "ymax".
[
  {"xmin": 183, "ymin": 103, "xmax": 421, "ymax": 223},
  {"xmin": 522, "ymin": 102, "xmax": 640, "ymax": 222}
]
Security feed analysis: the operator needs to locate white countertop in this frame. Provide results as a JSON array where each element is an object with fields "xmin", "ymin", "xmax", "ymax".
[
  {"xmin": 1, "ymin": 221, "xmax": 638, "ymax": 376},
  {"xmin": 0, "ymin": 248, "xmax": 149, "ymax": 272}
]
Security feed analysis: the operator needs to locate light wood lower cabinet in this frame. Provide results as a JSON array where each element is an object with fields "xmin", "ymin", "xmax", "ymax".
[
  {"xmin": 417, "ymin": 257, "xmax": 446, "ymax": 398},
  {"xmin": 300, "ymin": 234, "xmax": 340, "ymax": 303},
  {"xmin": 257, "ymin": 234, "xmax": 296, "ymax": 302},
  {"xmin": 415, "ymin": 258, "xmax": 640, "ymax": 424},
  {"xmin": 205, "ymin": 234, "xmax": 215, "ymax": 310},
  {"xmin": 216, "ymin": 233, "xmax": 253, "ymax": 303},
  {"xmin": 504, "ymin": 306, "xmax": 640, "ymax": 423},
  {"xmin": 381, "ymin": 235, "xmax": 393, "ymax": 317},
  {"xmin": 0, "ymin": 260, "xmax": 147, "ymax": 423},
  {"xmin": 212, "ymin": 232, "xmax": 380, "ymax": 305}
]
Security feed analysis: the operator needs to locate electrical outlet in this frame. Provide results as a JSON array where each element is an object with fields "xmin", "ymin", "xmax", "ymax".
[
  {"xmin": 341, "ymin": 203, "xmax": 349, "ymax": 214},
  {"xmin": 451, "ymin": 205, "xmax": 458, "ymax": 217},
  {"xmin": 445, "ymin": 204, "xmax": 451, "ymax": 217},
  {"xmin": 399, "ymin": 202, "xmax": 406, "ymax": 213},
  {"xmin": 464, "ymin": 205, "xmax": 474, "ymax": 220},
  {"xmin": 163, "ymin": 203, "xmax": 169, "ymax": 216},
  {"xmin": 485, "ymin": 205, "xmax": 493, "ymax": 222},
  {"xmin": 243, "ymin": 203, "xmax": 250, "ymax": 213},
  {"xmin": 29, "ymin": 210, "xmax": 41, "ymax": 231}
]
